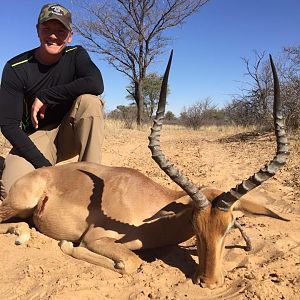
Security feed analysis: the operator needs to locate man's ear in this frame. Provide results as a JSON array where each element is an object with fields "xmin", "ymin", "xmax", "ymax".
[{"xmin": 67, "ymin": 31, "xmax": 73, "ymax": 43}]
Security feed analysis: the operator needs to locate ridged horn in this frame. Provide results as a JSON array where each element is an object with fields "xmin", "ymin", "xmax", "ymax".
[
  {"xmin": 148, "ymin": 51, "xmax": 210, "ymax": 209},
  {"xmin": 212, "ymin": 54, "xmax": 289, "ymax": 211}
]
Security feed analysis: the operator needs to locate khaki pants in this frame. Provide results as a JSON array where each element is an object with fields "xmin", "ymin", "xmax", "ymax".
[{"xmin": 0, "ymin": 94, "xmax": 104, "ymax": 199}]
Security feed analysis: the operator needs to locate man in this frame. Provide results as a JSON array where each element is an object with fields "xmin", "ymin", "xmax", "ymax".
[{"xmin": 0, "ymin": 3, "xmax": 104, "ymax": 200}]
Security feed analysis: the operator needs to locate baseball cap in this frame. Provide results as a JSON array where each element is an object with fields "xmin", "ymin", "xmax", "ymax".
[{"xmin": 38, "ymin": 3, "xmax": 72, "ymax": 31}]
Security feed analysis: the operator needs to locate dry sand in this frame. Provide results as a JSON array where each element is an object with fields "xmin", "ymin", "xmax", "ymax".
[{"xmin": 0, "ymin": 124, "xmax": 299, "ymax": 299}]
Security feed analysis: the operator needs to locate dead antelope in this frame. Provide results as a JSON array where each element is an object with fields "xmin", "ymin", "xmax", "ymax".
[{"xmin": 0, "ymin": 52, "xmax": 288, "ymax": 289}]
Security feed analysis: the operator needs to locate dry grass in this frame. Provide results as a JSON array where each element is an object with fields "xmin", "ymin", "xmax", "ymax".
[
  {"xmin": 0, "ymin": 122, "xmax": 261, "ymax": 161},
  {"xmin": 104, "ymin": 118, "xmax": 257, "ymax": 135}
]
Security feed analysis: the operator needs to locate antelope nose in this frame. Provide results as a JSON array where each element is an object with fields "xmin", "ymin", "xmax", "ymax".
[
  {"xmin": 200, "ymin": 281, "xmax": 218, "ymax": 289},
  {"xmin": 199, "ymin": 274, "xmax": 224, "ymax": 289},
  {"xmin": 193, "ymin": 275, "xmax": 221, "ymax": 289}
]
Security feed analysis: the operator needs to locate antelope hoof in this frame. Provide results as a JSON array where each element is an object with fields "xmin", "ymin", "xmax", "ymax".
[
  {"xmin": 59, "ymin": 240, "xmax": 74, "ymax": 254},
  {"xmin": 234, "ymin": 220, "xmax": 252, "ymax": 251},
  {"xmin": 7, "ymin": 223, "xmax": 31, "ymax": 245},
  {"xmin": 193, "ymin": 272, "xmax": 201, "ymax": 285},
  {"xmin": 115, "ymin": 261, "xmax": 125, "ymax": 270},
  {"xmin": 15, "ymin": 232, "xmax": 31, "ymax": 245},
  {"xmin": 115, "ymin": 256, "xmax": 143, "ymax": 274},
  {"xmin": 194, "ymin": 277, "xmax": 224, "ymax": 290},
  {"xmin": 244, "ymin": 241, "xmax": 252, "ymax": 252}
]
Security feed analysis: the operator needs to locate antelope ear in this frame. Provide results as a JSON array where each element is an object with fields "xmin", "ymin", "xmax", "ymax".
[{"xmin": 235, "ymin": 197, "xmax": 289, "ymax": 221}]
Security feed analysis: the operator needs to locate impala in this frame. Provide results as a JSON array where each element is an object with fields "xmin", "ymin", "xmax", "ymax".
[{"xmin": 0, "ymin": 52, "xmax": 288, "ymax": 289}]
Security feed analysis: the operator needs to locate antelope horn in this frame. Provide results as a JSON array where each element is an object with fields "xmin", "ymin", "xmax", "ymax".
[
  {"xmin": 212, "ymin": 55, "xmax": 289, "ymax": 211},
  {"xmin": 148, "ymin": 51, "xmax": 210, "ymax": 209}
]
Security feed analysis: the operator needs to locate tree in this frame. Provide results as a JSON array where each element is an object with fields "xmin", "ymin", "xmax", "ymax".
[
  {"xmin": 281, "ymin": 45, "xmax": 300, "ymax": 129},
  {"xmin": 241, "ymin": 51, "xmax": 274, "ymax": 126},
  {"xmin": 224, "ymin": 51, "xmax": 274, "ymax": 128},
  {"xmin": 284, "ymin": 45, "xmax": 300, "ymax": 67},
  {"xmin": 225, "ymin": 46, "xmax": 300, "ymax": 129},
  {"xmin": 165, "ymin": 110, "xmax": 176, "ymax": 122},
  {"xmin": 107, "ymin": 105, "xmax": 137, "ymax": 128},
  {"xmin": 126, "ymin": 72, "xmax": 169, "ymax": 118},
  {"xmin": 73, "ymin": 0, "xmax": 209, "ymax": 125},
  {"xmin": 180, "ymin": 97, "xmax": 220, "ymax": 129}
]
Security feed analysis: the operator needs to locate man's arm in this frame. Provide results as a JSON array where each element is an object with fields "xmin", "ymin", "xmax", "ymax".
[
  {"xmin": 36, "ymin": 46, "xmax": 104, "ymax": 105},
  {"xmin": 0, "ymin": 63, "xmax": 52, "ymax": 168},
  {"xmin": 1, "ymin": 124, "xmax": 52, "ymax": 168}
]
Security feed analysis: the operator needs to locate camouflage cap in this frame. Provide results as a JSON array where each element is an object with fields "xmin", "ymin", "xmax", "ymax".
[{"xmin": 38, "ymin": 3, "xmax": 72, "ymax": 31}]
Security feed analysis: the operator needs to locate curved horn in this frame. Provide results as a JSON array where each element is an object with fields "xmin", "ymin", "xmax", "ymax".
[
  {"xmin": 148, "ymin": 51, "xmax": 210, "ymax": 209},
  {"xmin": 212, "ymin": 55, "xmax": 289, "ymax": 210}
]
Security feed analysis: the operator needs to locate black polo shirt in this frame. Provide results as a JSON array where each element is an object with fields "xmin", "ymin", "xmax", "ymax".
[{"xmin": 0, "ymin": 45, "xmax": 104, "ymax": 168}]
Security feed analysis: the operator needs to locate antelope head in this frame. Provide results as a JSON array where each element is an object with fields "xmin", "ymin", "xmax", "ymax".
[{"xmin": 148, "ymin": 52, "xmax": 289, "ymax": 289}]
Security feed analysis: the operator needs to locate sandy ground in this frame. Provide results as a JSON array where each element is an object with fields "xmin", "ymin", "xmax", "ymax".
[{"xmin": 0, "ymin": 123, "xmax": 299, "ymax": 300}]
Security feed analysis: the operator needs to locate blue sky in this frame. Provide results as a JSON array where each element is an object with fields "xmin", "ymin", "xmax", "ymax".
[{"xmin": 0, "ymin": 0, "xmax": 299, "ymax": 116}]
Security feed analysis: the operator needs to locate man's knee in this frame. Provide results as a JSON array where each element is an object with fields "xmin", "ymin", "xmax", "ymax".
[
  {"xmin": 73, "ymin": 94, "xmax": 104, "ymax": 120},
  {"xmin": 1, "ymin": 153, "xmax": 35, "ymax": 196}
]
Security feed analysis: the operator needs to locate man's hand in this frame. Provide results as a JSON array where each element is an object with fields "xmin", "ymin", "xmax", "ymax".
[{"xmin": 31, "ymin": 97, "xmax": 47, "ymax": 129}]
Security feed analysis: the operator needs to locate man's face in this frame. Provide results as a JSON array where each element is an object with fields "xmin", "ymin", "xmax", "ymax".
[{"xmin": 37, "ymin": 19, "xmax": 72, "ymax": 55}]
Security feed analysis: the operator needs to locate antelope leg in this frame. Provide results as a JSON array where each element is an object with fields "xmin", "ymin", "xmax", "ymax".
[
  {"xmin": 59, "ymin": 240, "xmax": 123, "ymax": 273},
  {"xmin": 59, "ymin": 237, "xmax": 142, "ymax": 274},
  {"xmin": 83, "ymin": 237, "xmax": 143, "ymax": 274},
  {"xmin": 0, "ymin": 222, "xmax": 31, "ymax": 245},
  {"xmin": 233, "ymin": 220, "xmax": 252, "ymax": 251}
]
